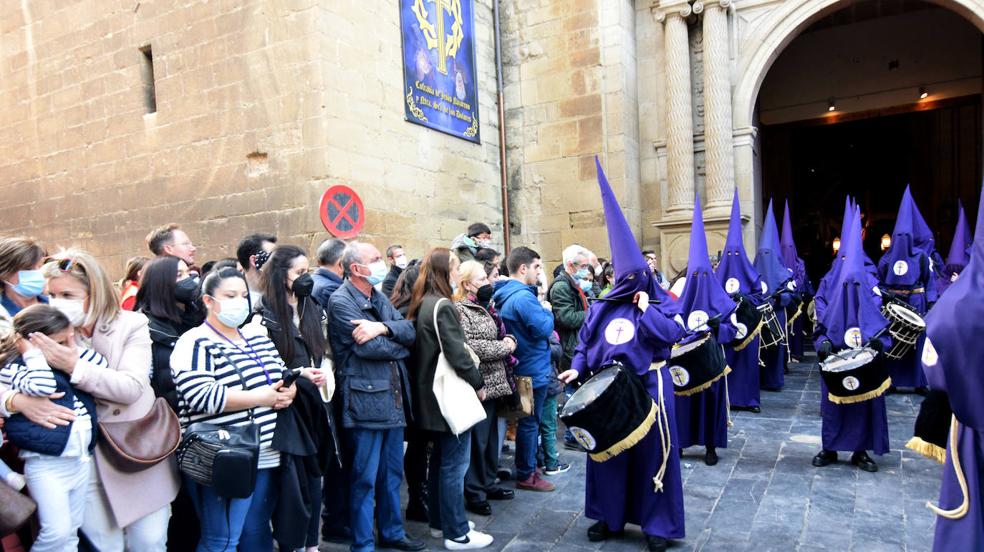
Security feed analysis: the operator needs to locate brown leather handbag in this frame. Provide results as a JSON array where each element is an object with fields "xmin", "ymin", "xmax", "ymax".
[
  {"xmin": 98, "ymin": 397, "xmax": 181, "ymax": 472},
  {"xmin": 0, "ymin": 478, "xmax": 36, "ymax": 534}
]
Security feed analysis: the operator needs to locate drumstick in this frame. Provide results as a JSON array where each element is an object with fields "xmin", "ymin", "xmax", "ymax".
[{"xmin": 589, "ymin": 297, "xmax": 663, "ymax": 305}]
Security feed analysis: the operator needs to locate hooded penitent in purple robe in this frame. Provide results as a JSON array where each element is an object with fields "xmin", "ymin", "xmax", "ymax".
[
  {"xmin": 814, "ymin": 209, "xmax": 891, "ymax": 455},
  {"xmin": 716, "ymin": 189, "xmax": 767, "ymax": 409},
  {"xmin": 781, "ymin": 201, "xmax": 813, "ymax": 359},
  {"xmin": 937, "ymin": 201, "xmax": 972, "ymax": 295},
  {"xmin": 754, "ymin": 200, "xmax": 795, "ymax": 391},
  {"xmin": 569, "ymin": 158, "xmax": 687, "ymax": 540},
  {"xmin": 877, "ymin": 189, "xmax": 933, "ymax": 389},
  {"xmin": 923, "ymin": 186, "xmax": 984, "ymax": 551},
  {"xmin": 674, "ymin": 194, "xmax": 738, "ymax": 452}
]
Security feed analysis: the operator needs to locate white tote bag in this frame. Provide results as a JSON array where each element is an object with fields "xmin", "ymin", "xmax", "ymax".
[{"xmin": 431, "ymin": 298, "xmax": 487, "ymax": 435}]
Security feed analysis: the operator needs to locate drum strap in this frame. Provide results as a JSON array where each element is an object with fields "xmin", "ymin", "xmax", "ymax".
[
  {"xmin": 927, "ymin": 415, "xmax": 970, "ymax": 520},
  {"xmin": 652, "ymin": 366, "xmax": 672, "ymax": 493},
  {"xmin": 723, "ymin": 345, "xmax": 733, "ymax": 428}
]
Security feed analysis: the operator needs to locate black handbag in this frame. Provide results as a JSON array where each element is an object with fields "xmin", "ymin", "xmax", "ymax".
[{"xmin": 176, "ymin": 347, "xmax": 262, "ymax": 498}]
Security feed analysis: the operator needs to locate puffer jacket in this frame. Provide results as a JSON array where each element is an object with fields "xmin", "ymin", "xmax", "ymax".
[{"xmin": 455, "ymin": 298, "xmax": 513, "ymax": 400}]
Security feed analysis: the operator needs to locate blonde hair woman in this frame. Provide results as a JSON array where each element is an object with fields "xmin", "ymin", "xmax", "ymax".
[{"xmin": 41, "ymin": 249, "xmax": 179, "ymax": 552}]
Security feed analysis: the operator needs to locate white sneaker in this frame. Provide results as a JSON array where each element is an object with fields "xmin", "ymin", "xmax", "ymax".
[
  {"xmin": 430, "ymin": 520, "xmax": 475, "ymax": 538},
  {"xmin": 3, "ymin": 472, "xmax": 25, "ymax": 491},
  {"xmin": 444, "ymin": 529, "xmax": 494, "ymax": 550}
]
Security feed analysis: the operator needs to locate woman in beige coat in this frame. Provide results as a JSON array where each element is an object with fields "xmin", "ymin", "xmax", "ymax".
[{"xmin": 37, "ymin": 250, "xmax": 179, "ymax": 551}]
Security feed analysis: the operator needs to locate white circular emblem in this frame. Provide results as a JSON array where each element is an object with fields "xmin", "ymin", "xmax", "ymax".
[
  {"xmin": 761, "ymin": 281, "xmax": 769, "ymax": 294},
  {"xmin": 842, "ymin": 376, "xmax": 861, "ymax": 391},
  {"xmin": 673, "ymin": 314, "xmax": 686, "ymax": 329},
  {"xmin": 604, "ymin": 318, "xmax": 636, "ymax": 345},
  {"xmin": 922, "ymin": 337, "xmax": 939, "ymax": 367},
  {"xmin": 669, "ymin": 366, "xmax": 691, "ymax": 388},
  {"xmin": 731, "ymin": 312, "xmax": 748, "ymax": 339},
  {"xmin": 687, "ymin": 310, "xmax": 709, "ymax": 331},
  {"xmin": 843, "ymin": 327, "xmax": 864, "ymax": 349},
  {"xmin": 787, "ymin": 281, "xmax": 797, "ymax": 291},
  {"xmin": 893, "ymin": 260, "xmax": 909, "ymax": 276},
  {"xmin": 725, "ymin": 277, "xmax": 741, "ymax": 294},
  {"xmin": 569, "ymin": 426, "xmax": 597, "ymax": 451}
]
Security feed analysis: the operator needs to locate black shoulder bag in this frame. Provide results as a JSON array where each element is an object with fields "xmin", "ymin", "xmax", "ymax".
[{"xmin": 176, "ymin": 346, "xmax": 261, "ymax": 498}]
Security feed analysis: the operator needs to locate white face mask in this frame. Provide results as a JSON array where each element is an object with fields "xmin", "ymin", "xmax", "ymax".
[
  {"xmin": 49, "ymin": 297, "xmax": 87, "ymax": 327},
  {"xmin": 394, "ymin": 255, "xmax": 409, "ymax": 270}
]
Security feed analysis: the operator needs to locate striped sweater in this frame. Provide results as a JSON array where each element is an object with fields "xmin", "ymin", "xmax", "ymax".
[
  {"xmin": 170, "ymin": 324, "xmax": 286, "ymax": 469},
  {"xmin": 0, "ymin": 347, "xmax": 104, "ymax": 424}
]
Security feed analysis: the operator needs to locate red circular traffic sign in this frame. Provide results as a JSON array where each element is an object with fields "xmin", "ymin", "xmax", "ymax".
[{"xmin": 319, "ymin": 185, "xmax": 365, "ymax": 239}]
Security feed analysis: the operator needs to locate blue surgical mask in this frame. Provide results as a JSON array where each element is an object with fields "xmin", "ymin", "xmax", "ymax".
[
  {"xmin": 579, "ymin": 279, "xmax": 594, "ymax": 292},
  {"xmin": 6, "ymin": 269, "xmax": 45, "ymax": 298},
  {"xmin": 361, "ymin": 261, "xmax": 388, "ymax": 286},
  {"xmin": 574, "ymin": 268, "xmax": 591, "ymax": 280},
  {"xmin": 212, "ymin": 297, "xmax": 250, "ymax": 328}
]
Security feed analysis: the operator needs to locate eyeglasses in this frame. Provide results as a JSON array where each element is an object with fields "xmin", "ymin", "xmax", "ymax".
[{"xmin": 44, "ymin": 257, "xmax": 78, "ymax": 272}]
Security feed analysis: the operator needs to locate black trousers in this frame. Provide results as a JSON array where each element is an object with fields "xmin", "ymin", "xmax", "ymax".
[
  {"xmin": 404, "ymin": 426, "xmax": 431, "ymax": 503},
  {"xmin": 464, "ymin": 400, "xmax": 500, "ymax": 504}
]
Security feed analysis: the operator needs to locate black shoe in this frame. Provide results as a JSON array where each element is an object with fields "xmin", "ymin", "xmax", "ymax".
[
  {"xmin": 646, "ymin": 535, "xmax": 669, "ymax": 552},
  {"xmin": 812, "ymin": 450, "xmax": 837, "ymax": 467},
  {"xmin": 406, "ymin": 500, "xmax": 429, "ymax": 523},
  {"xmin": 915, "ymin": 386, "xmax": 929, "ymax": 396},
  {"xmin": 321, "ymin": 525, "xmax": 352, "ymax": 544},
  {"xmin": 587, "ymin": 520, "xmax": 624, "ymax": 542},
  {"xmin": 496, "ymin": 467, "xmax": 513, "ymax": 481},
  {"xmin": 851, "ymin": 451, "xmax": 878, "ymax": 472},
  {"xmin": 749, "ymin": 406, "xmax": 761, "ymax": 413},
  {"xmin": 378, "ymin": 536, "xmax": 427, "ymax": 551},
  {"xmin": 466, "ymin": 501, "xmax": 492, "ymax": 516},
  {"xmin": 704, "ymin": 447, "xmax": 718, "ymax": 466},
  {"xmin": 487, "ymin": 487, "xmax": 515, "ymax": 500}
]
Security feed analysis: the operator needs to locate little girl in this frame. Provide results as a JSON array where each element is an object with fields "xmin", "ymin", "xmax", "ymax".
[{"xmin": 0, "ymin": 304, "xmax": 105, "ymax": 552}]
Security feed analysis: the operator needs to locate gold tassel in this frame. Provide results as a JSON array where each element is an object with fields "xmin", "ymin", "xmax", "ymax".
[
  {"xmin": 673, "ymin": 366, "xmax": 732, "ymax": 397},
  {"xmin": 826, "ymin": 378, "xmax": 892, "ymax": 405},
  {"xmin": 906, "ymin": 437, "xmax": 947, "ymax": 465},
  {"xmin": 927, "ymin": 415, "xmax": 970, "ymax": 520},
  {"xmin": 590, "ymin": 401, "xmax": 658, "ymax": 463},
  {"xmin": 733, "ymin": 319, "xmax": 765, "ymax": 352}
]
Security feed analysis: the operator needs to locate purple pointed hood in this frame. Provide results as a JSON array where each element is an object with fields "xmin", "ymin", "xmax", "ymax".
[
  {"xmin": 781, "ymin": 200, "xmax": 812, "ymax": 295},
  {"xmin": 900, "ymin": 185, "xmax": 937, "ymax": 257},
  {"xmin": 679, "ymin": 193, "xmax": 737, "ymax": 330},
  {"xmin": 819, "ymin": 206, "xmax": 890, "ymax": 349},
  {"xmin": 945, "ymin": 200, "xmax": 972, "ymax": 270},
  {"xmin": 924, "ymin": 186, "xmax": 984, "ymax": 429},
  {"xmin": 715, "ymin": 188, "xmax": 766, "ymax": 299},
  {"xmin": 754, "ymin": 200, "xmax": 794, "ymax": 296}
]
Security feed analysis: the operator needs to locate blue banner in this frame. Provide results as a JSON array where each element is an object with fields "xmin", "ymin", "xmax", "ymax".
[{"xmin": 400, "ymin": 0, "xmax": 480, "ymax": 143}]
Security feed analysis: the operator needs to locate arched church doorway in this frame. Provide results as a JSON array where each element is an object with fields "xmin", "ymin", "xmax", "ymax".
[{"xmin": 755, "ymin": 0, "xmax": 982, "ymax": 285}]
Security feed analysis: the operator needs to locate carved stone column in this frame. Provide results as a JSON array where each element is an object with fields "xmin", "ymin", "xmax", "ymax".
[
  {"xmin": 658, "ymin": 5, "xmax": 695, "ymax": 218},
  {"xmin": 702, "ymin": 0, "xmax": 734, "ymax": 214}
]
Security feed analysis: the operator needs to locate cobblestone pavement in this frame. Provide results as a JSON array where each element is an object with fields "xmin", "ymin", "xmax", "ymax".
[{"xmin": 322, "ymin": 353, "xmax": 943, "ymax": 551}]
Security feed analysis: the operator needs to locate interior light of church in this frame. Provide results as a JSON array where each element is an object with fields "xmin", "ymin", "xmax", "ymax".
[
  {"xmin": 832, "ymin": 237, "xmax": 841, "ymax": 254},
  {"xmin": 881, "ymin": 233, "xmax": 892, "ymax": 251},
  {"xmin": 827, "ymin": 98, "xmax": 836, "ymax": 112},
  {"xmin": 919, "ymin": 87, "xmax": 928, "ymax": 99}
]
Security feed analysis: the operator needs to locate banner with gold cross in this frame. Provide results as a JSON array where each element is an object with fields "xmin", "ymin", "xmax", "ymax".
[{"xmin": 400, "ymin": 0, "xmax": 480, "ymax": 143}]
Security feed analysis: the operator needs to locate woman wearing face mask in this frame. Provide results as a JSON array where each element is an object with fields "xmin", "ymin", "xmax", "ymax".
[
  {"xmin": 247, "ymin": 245, "xmax": 333, "ymax": 552},
  {"xmin": 170, "ymin": 267, "xmax": 296, "ymax": 551},
  {"xmin": 453, "ymin": 260, "xmax": 516, "ymax": 518},
  {"xmin": 0, "ymin": 236, "xmax": 49, "ymax": 327},
  {"xmin": 407, "ymin": 248, "xmax": 493, "ymax": 550},
  {"xmin": 40, "ymin": 249, "xmax": 180, "ymax": 552}
]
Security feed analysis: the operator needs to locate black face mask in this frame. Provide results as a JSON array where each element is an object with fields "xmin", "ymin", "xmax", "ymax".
[
  {"xmin": 291, "ymin": 273, "xmax": 314, "ymax": 299},
  {"xmin": 476, "ymin": 284, "xmax": 494, "ymax": 307},
  {"xmin": 175, "ymin": 276, "xmax": 199, "ymax": 305}
]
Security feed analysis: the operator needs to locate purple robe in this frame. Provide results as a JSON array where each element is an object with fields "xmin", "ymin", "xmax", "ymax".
[
  {"xmin": 725, "ymin": 337, "xmax": 760, "ymax": 409},
  {"xmin": 938, "ymin": 201, "xmax": 972, "ymax": 295},
  {"xmin": 755, "ymin": 200, "xmax": 795, "ymax": 387},
  {"xmin": 759, "ymin": 307, "xmax": 787, "ymax": 391}
]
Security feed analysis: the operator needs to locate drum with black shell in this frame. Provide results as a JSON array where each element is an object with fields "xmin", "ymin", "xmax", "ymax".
[
  {"xmin": 819, "ymin": 347, "xmax": 892, "ymax": 404},
  {"xmin": 666, "ymin": 333, "xmax": 729, "ymax": 396},
  {"xmin": 560, "ymin": 362, "xmax": 657, "ymax": 462},
  {"xmin": 730, "ymin": 294, "xmax": 764, "ymax": 351}
]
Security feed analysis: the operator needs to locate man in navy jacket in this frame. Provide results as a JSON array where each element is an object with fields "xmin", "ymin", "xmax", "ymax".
[
  {"xmin": 492, "ymin": 246, "xmax": 557, "ymax": 492},
  {"xmin": 327, "ymin": 241, "xmax": 425, "ymax": 552}
]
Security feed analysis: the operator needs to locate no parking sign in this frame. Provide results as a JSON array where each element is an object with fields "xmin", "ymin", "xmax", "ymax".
[{"xmin": 319, "ymin": 185, "xmax": 365, "ymax": 239}]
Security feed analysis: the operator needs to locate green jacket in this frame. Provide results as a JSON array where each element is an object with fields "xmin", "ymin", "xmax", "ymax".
[{"xmin": 548, "ymin": 273, "xmax": 587, "ymax": 369}]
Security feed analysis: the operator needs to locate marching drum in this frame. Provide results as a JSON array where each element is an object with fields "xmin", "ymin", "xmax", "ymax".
[
  {"xmin": 731, "ymin": 295, "xmax": 764, "ymax": 351},
  {"xmin": 560, "ymin": 363, "xmax": 656, "ymax": 462},
  {"xmin": 819, "ymin": 347, "xmax": 891, "ymax": 404},
  {"xmin": 757, "ymin": 302, "xmax": 785, "ymax": 349},
  {"xmin": 881, "ymin": 302, "xmax": 926, "ymax": 360},
  {"xmin": 667, "ymin": 333, "xmax": 729, "ymax": 396}
]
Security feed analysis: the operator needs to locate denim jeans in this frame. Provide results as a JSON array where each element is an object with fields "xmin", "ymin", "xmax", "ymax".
[
  {"xmin": 515, "ymin": 385, "xmax": 549, "ymax": 481},
  {"xmin": 537, "ymin": 393, "xmax": 559, "ymax": 469},
  {"xmin": 24, "ymin": 452, "xmax": 92, "ymax": 552},
  {"xmin": 185, "ymin": 468, "xmax": 277, "ymax": 552},
  {"xmin": 348, "ymin": 428, "xmax": 406, "ymax": 552},
  {"xmin": 428, "ymin": 429, "xmax": 472, "ymax": 540}
]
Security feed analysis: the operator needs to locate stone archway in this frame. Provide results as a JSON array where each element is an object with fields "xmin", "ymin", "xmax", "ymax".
[{"xmin": 730, "ymin": 0, "xmax": 984, "ymax": 243}]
